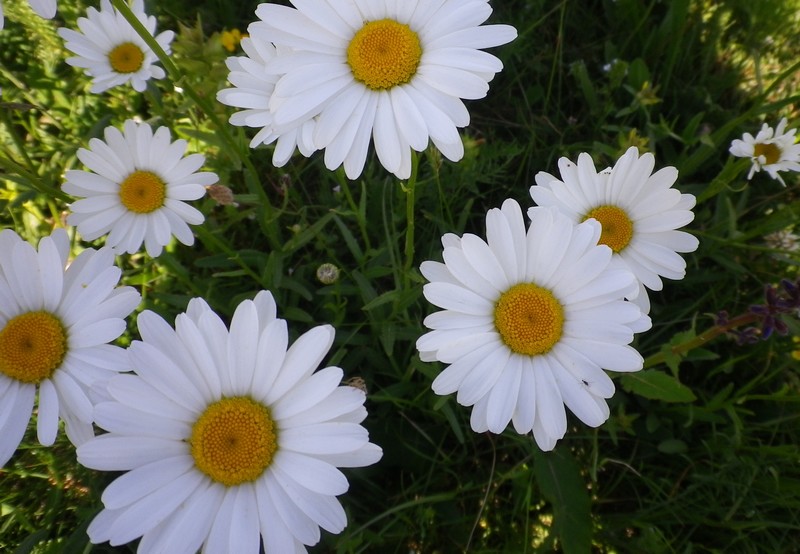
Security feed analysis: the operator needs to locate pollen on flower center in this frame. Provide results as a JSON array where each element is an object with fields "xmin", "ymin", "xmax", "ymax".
[
  {"xmin": 583, "ymin": 205, "xmax": 634, "ymax": 253},
  {"xmin": 494, "ymin": 283, "xmax": 564, "ymax": 356},
  {"xmin": 108, "ymin": 42, "xmax": 145, "ymax": 74},
  {"xmin": 0, "ymin": 311, "xmax": 67, "ymax": 384},
  {"xmin": 346, "ymin": 19, "xmax": 422, "ymax": 90},
  {"xmin": 753, "ymin": 142, "xmax": 782, "ymax": 165},
  {"xmin": 119, "ymin": 170, "xmax": 167, "ymax": 214},
  {"xmin": 190, "ymin": 396, "xmax": 278, "ymax": 487}
]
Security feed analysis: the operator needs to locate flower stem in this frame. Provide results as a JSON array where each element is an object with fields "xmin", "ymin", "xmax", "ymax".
[
  {"xmin": 109, "ymin": 0, "xmax": 282, "ymax": 250},
  {"xmin": 403, "ymin": 152, "xmax": 420, "ymax": 289},
  {"xmin": 643, "ymin": 312, "xmax": 760, "ymax": 369}
]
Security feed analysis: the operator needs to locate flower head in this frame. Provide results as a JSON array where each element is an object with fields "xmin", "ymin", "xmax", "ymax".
[
  {"xmin": 529, "ymin": 147, "xmax": 699, "ymax": 313},
  {"xmin": 77, "ymin": 291, "xmax": 382, "ymax": 553},
  {"xmin": 417, "ymin": 200, "xmax": 649, "ymax": 451},
  {"xmin": 57, "ymin": 0, "xmax": 174, "ymax": 93},
  {"xmin": 216, "ymin": 34, "xmax": 318, "ymax": 168},
  {"xmin": 63, "ymin": 119, "xmax": 217, "ymax": 257},
  {"xmin": 729, "ymin": 118, "xmax": 800, "ymax": 186},
  {"xmin": 220, "ymin": 28, "xmax": 245, "ymax": 52},
  {"xmin": 0, "ymin": 229, "xmax": 140, "ymax": 467},
  {"xmin": 219, "ymin": 0, "xmax": 517, "ymax": 179}
]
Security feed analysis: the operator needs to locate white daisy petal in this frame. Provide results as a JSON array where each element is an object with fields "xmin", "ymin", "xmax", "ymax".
[
  {"xmin": 530, "ymin": 147, "xmax": 698, "ymax": 313},
  {"xmin": 219, "ymin": 0, "xmax": 515, "ymax": 178},
  {"xmin": 76, "ymin": 292, "xmax": 381, "ymax": 552},
  {"xmin": 0, "ymin": 381, "xmax": 35, "ymax": 467},
  {"xmin": 0, "ymin": 231, "xmax": 137, "ymax": 465},
  {"xmin": 729, "ymin": 117, "xmax": 800, "ymax": 185},
  {"xmin": 419, "ymin": 200, "xmax": 649, "ymax": 450},
  {"xmin": 63, "ymin": 119, "xmax": 211, "ymax": 257},
  {"xmin": 58, "ymin": 0, "xmax": 171, "ymax": 93}
]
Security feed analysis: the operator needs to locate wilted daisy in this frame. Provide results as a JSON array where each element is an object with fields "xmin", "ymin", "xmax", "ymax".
[
  {"xmin": 78, "ymin": 291, "xmax": 383, "ymax": 553},
  {"xmin": 0, "ymin": 229, "xmax": 140, "ymax": 467},
  {"xmin": 217, "ymin": 34, "xmax": 318, "ymax": 168},
  {"xmin": 729, "ymin": 117, "xmax": 800, "ymax": 186},
  {"xmin": 57, "ymin": 0, "xmax": 174, "ymax": 93},
  {"xmin": 530, "ymin": 147, "xmax": 699, "ymax": 313},
  {"xmin": 0, "ymin": 0, "xmax": 57, "ymax": 30},
  {"xmin": 63, "ymin": 119, "xmax": 217, "ymax": 257},
  {"xmin": 417, "ymin": 201, "xmax": 649, "ymax": 451},
  {"xmin": 232, "ymin": 0, "xmax": 516, "ymax": 179}
]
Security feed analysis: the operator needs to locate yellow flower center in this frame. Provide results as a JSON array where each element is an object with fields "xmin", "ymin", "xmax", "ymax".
[
  {"xmin": 494, "ymin": 283, "xmax": 564, "ymax": 356},
  {"xmin": 753, "ymin": 142, "xmax": 781, "ymax": 165},
  {"xmin": 583, "ymin": 205, "xmax": 634, "ymax": 253},
  {"xmin": 108, "ymin": 42, "xmax": 145, "ymax": 74},
  {"xmin": 119, "ymin": 171, "xmax": 167, "ymax": 214},
  {"xmin": 346, "ymin": 19, "xmax": 422, "ymax": 90},
  {"xmin": 0, "ymin": 312, "xmax": 67, "ymax": 384},
  {"xmin": 190, "ymin": 396, "xmax": 278, "ymax": 487}
]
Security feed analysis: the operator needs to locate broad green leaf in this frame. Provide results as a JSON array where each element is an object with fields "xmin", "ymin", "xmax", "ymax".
[
  {"xmin": 621, "ymin": 370, "xmax": 697, "ymax": 403},
  {"xmin": 534, "ymin": 446, "xmax": 592, "ymax": 554}
]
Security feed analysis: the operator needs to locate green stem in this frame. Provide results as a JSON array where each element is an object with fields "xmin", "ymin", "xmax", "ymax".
[
  {"xmin": 338, "ymin": 173, "xmax": 372, "ymax": 252},
  {"xmin": 0, "ymin": 151, "xmax": 71, "ymax": 202},
  {"xmin": 402, "ymin": 152, "xmax": 420, "ymax": 288},
  {"xmin": 193, "ymin": 226, "xmax": 265, "ymax": 286},
  {"xmin": 643, "ymin": 311, "xmax": 760, "ymax": 369},
  {"xmin": 109, "ymin": 0, "xmax": 281, "ymax": 250}
]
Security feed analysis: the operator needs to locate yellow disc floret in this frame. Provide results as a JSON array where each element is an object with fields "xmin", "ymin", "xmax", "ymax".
[
  {"xmin": 0, "ymin": 311, "xmax": 67, "ymax": 384},
  {"xmin": 494, "ymin": 283, "xmax": 564, "ymax": 356},
  {"xmin": 190, "ymin": 396, "xmax": 278, "ymax": 487},
  {"xmin": 108, "ymin": 42, "xmax": 145, "ymax": 74},
  {"xmin": 753, "ymin": 142, "xmax": 781, "ymax": 165},
  {"xmin": 583, "ymin": 205, "xmax": 634, "ymax": 253},
  {"xmin": 347, "ymin": 19, "xmax": 422, "ymax": 90},
  {"xmin": 119, "ymin": 171, "xmax": 167, "ymax": 214}
]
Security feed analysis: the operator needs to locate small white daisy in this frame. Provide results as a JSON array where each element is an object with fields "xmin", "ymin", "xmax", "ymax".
[
  {"xmin": 529, "ymin": 147, "xmax": 699, "ymax": 313},
  {"xmin": 57, "ymin": 0, "xmax": 174, "ymax": 93},
  {"xmin": 729, "ymin": 117, "xmax": 800, "ymax": 186},
  {"xmin": 216, "ymin": 35, "xmax": 318, "ymax": 168},
  {"xmin": 63, "ymin": 119, "xmax": 217, "ymax": 257},
  {"xmin": 0, "ymin": 229, "xmax": 140, "ymax": 467},
  {"xmin": 233, "ymin": 0, "xmax": 516, "ymax": 179},
  {"xmin": 77, "ymin": 291, "xmax": 383, "ymax": 553},
  {"xmin": 417, "ymin": 201, "xmax": 649, "ymax": 451}
]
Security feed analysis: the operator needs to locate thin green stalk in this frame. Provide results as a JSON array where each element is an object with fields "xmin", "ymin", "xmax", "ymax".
[
  {"xmin": 193, "ymin": 226, "xmax": 264, "ymax": 286},
  {"xmin": 0, "ymin": 150, "xmax": 71, "ymax": 202},
  {"xmin": 338, "ymin": 172, "xmax": 372, "ymax": 252},
  {"xmin": 402, "ymin": 152, "xmax": 420, "ymax": 288},
  {"xmin": 643, "ymin": 311, "xmax": 760, "ymax": 369},
  {"xmin": 0, "ymin": 109, "xmax": 35, "ymax": 171},
  {"xmin": 109, "ymin": 0, "xmax": 281, "ymax": 250}
]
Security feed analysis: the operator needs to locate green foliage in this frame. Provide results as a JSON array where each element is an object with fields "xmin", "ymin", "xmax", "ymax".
[{"xmin": 2, "ymin": 0, "xmax": 800, "ymax": 552}]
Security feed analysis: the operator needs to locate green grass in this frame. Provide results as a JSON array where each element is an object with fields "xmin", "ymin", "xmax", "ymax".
[{"xmin": 2, "ymin": 0, "xmax": 800, "ymax": 552}]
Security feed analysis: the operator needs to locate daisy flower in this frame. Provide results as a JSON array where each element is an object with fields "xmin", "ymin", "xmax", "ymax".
[
  {"xmin": 529, "ymin": 147, "xmax": 699, "ymax": 313},
  {"xmin": 217, "ymin": 35, "xmax": 318, "ymax": 169},
  {"xmin": 57, "ymin": 0, "xmax": 174, "ymax": 93},
  {"xmin": 729, "ymin": 117, "xmax": 800, "ymax": 186},
  {"xmin": 417, "ymin": 201, "xmax": 649, "ymax": 451},
  {"xmin": 63, "ymin": 119, "xmax": 217, "ymax": 257},
  {"xmin": 0, "ymin": 229, "xmax": 140, "ymax": 467},
  {"xmin": 0, "ymin": 0, "xmax": 57, "ymax": 30},
  {"xmin": 77, "ymin": 291, "xmax": 383, "ymax": 553},
  {"xmin": 233, "ymin": 0, "xmax": 516, "ymax": 180}
]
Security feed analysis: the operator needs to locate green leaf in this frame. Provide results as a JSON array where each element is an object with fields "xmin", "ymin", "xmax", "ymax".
[
  {"xmin": 620, "ymin": 370, "xmax": 697, "ymax": 403},
  {"xmin": 534, "ymin": 446, "xmax": 592, "ymax": 554},
  {"xmin": 12, "ymin": 530, "xmax": 48, "ymax": 554},
  {"xmin": 570, "ymin": 60, "xmax": 599, "ymax": 113}
]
